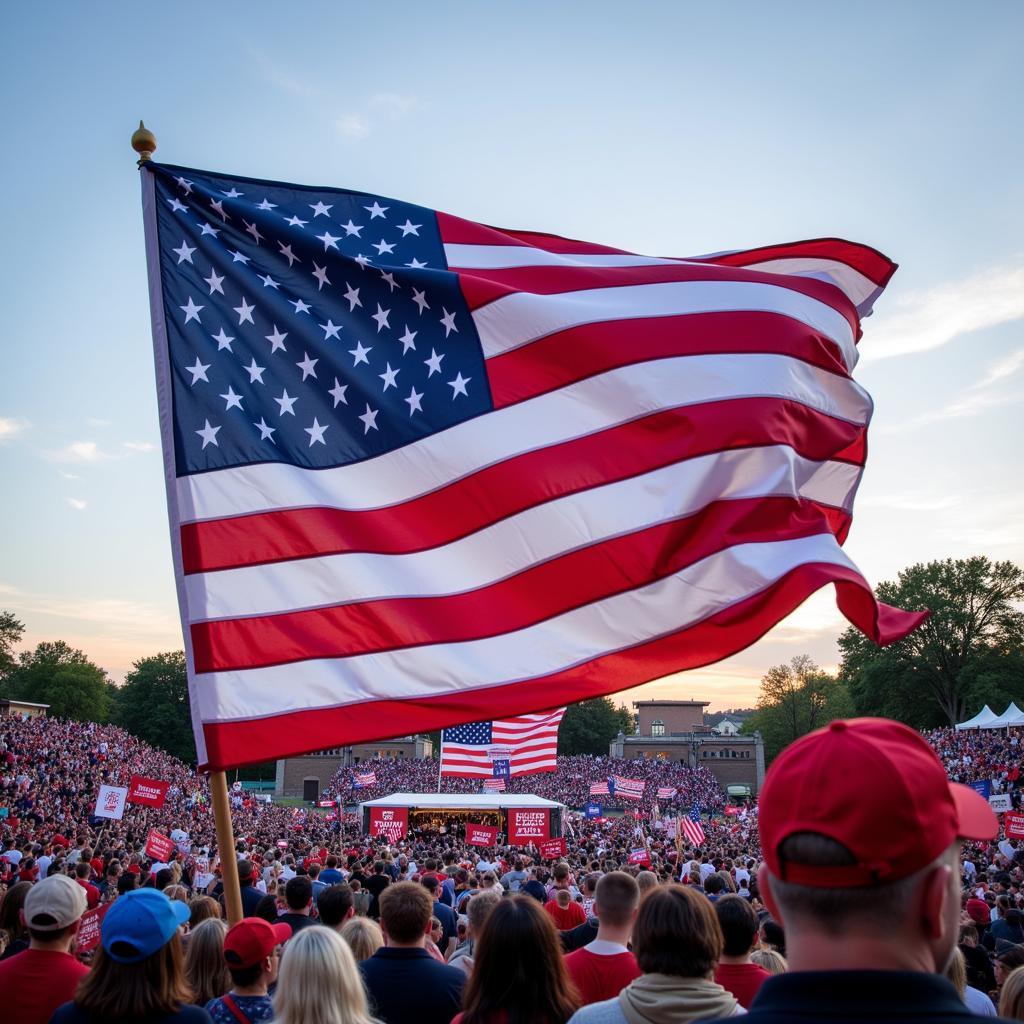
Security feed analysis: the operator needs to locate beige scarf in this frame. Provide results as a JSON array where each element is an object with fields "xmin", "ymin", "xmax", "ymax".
[{"xmin": 617, "ymin": 973, "xmax": 739, "ymax": 1024}]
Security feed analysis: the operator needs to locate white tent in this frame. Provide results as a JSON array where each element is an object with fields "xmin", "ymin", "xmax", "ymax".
[
  {"xmin": 981, "ymin": 703, "xmax": 1024, "ymax": 729},
  {"xmin": 955, "ymin": 705, "xmax": 999, "ymax": 730}
]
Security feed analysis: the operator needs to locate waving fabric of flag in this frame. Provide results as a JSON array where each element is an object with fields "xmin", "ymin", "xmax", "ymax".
[
  {"xmin": 612, "ymin": 776, "xmax": 646, "ymax": 800},
  {"xmin": 139, "ymin": 160, "xmax": 926, "ymax": 770},
  {"xmin": 680, "ymin": 807, "xmax": 707, "ymax": 847},
  {"xmin": 439, "ymin": 709, "xmax": 565, "ymax": 778}
]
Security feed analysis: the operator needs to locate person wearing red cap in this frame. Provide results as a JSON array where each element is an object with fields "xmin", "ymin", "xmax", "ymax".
[
  {"xmin": 205, "ymin": 917, "xmax": 291, "ymax": 1024},
  {"xmin": 709, "ymin": 718, "xmax": 1007, "ymax": 1024}
]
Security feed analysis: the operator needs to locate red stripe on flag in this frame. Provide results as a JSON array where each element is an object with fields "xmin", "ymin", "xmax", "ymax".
[
  {"xmin": 438, "ymin": 212, "xmax": 633, "ymax": 254},
  {"xmin": 180, "ymin": 398, "xmax": 863, "ymax": 574},
  {"xmin": 190, "ymin": 499, "xmax": 850, "ymax": 673},
  {"xmin": 486, "ymin": 312, "xmax": 854, "ymax": 409},
  {"xmin": 198, "ymin": 563, "xmax": 926, "ymax": 770}
]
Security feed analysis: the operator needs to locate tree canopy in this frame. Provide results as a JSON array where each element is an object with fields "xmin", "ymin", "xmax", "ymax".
[
  {"xmin": 114, "ymin": 651, "xmax": 196, "ymax": 764},
  {"xmin": 839, "ymin": 557, "xmax": 1024, "ymax": 728},
  {"xmin": 558, "ymin": 697, "xmax": 634, "ymax": 755},
  {"xmin": 4, "ymin": 639, "xmax": 112, "ymax": 722},
  {"xmin": 745, "ymin": 655, "xmax": 854, "ymax": 761},
  {"xmin": 0, "ymin": 610, "xmax": 25, "ymax": 677}
]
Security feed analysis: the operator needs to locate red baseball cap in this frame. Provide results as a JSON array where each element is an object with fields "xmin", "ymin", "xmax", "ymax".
[
  {"xmin": 223, "ymin": 917, "xmax": 292, "ymax": 968},
  {"xmin": 760, "ymin": 718, "xmax": 997, "ymax": 888}
]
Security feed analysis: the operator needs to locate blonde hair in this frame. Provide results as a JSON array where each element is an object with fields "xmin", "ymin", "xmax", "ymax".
[
  {"xmin": 340, "ymin": 916, "xmax": 384, "ymax": 962},
  {"xmin": 272, "ymin": 926, "xmax": 375, "ymax": 1024},
  {"xmin": 185, "ymin": 918, "xmax": 230, "ymax": 1006},
  {"xmin": 945, "ymin": 946, "xmax": 967, "ymax": 998},
  {"xmin": 750, "ymin": 947, "xmax": 788, "ymax": 975},
  {"xmin": 999, "ymin": 965, "xmax": 1024, "ymax": 1019}
]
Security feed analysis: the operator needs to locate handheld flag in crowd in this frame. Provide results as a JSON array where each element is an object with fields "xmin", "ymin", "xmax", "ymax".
[
  {"xmin": 439, "ymin": 709, "xmax": 565, "ymax": 778},
  {"xmin": 679, "ymin": 806, "xmax": 706, "ymax": 847},
  {"xmin": 482, "ymin": 777, "xmax": 506, "ymax": 792},
  {"xmin": 589, "ymin": 781, "xmax": 610, "ymax": 796},
  {"xmin": 611, "ymin": 775, "xmax": 645, "ymax": 800},
  {"xmin": 138, "ymin": 159, "xmax": 925, "ymax": 770},
  {"xmin": 353, "ymin": 771, "xmax": 377, "ymax": 787},
  {"xmin": 657, "ymin": 786, "xmax": 677, "ymax": 799}
]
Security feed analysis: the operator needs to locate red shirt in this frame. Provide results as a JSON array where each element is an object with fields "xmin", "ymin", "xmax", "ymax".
[
  {"xmin": 544, "ymin": 899, "xmax": 587, "ymax": 930},
  {"xmin": 565, "ymin": 944, "xmax": 641, "ymax": 1005},
  {"xmin": 76, "ymin": 878, "xmax": 100, "ymax": 909},
  {"xmin": 0, "ymin": 948, "xmax": 90, "ymax": 1024},
  {"xmin": 714, "ymin": 961, "xmax": 771, "ymax": 1009}
]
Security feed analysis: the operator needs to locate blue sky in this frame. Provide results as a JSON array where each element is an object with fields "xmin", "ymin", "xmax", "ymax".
[{"xmin": 1, "ymin": 2, "xmax": 1022, "ymax": 709}]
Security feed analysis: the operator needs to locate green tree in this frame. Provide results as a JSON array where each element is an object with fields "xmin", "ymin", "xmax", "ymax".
[
  {"xmin": 745, "ymin": 655, "xmax": 854, "ymax": 761},
  {"xmin": 839, "ymin": 557, "xmax": 1024, "ymax": 727},
  {"xmin": 0, "ymin": 610, "xmax": 25, "ymax": 678},
  {"xmin": 559, "ymin": 697, "xmax": 634, "ymax": 755},
  {"xmin": 5, "ymin": 640, "xmax": 111, "ymax": 721},
  {"xmin": 115, "ymin": 651, "xmax": 196, "ymax": 764}
]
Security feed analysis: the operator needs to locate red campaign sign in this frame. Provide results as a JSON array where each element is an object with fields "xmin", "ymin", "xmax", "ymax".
[
  {"xmin": 144, "ymin": 829, "xmax": 176, "ymax": 862},
  {"xmin": 467, "ymin": 823, "xmax": 499, "ymax": 847},
  {"xmin": 127, "ymin": 775, "xmax": 170, "ymax": 808},
  {"xmin": 508, "ymin": 808, "xmax": 550, "ymax": 844},
  {"xmin": 628, "ymin": 847, "xmax": 652, "ymax": 866},
  {"xmin": 369, "ymin": 806, "xmax": 409, "ymax": 841},
  {"xmin": 1006, "ymin": 814, "xmax": 1024, "ymax": 839},
  {"xmin": 539, "ymin": 837, "xmax": 567, "ymax": 859},
  {"xmin": 76, "ymin": 903, "xmax": 110, "ymax": 953},
  {"xmin": 317, "ymin": 800, "xmax": 336, "ymax": 808}
]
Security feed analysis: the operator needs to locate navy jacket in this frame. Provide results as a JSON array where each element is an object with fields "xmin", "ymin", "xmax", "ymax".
[
  {"xmin": 360, "ymin": 947, "xmax": 465, "ymax": 1024},
  {"xmin": 703, "ymin": 970, "xmax": 1013, "ymax": 1024}
]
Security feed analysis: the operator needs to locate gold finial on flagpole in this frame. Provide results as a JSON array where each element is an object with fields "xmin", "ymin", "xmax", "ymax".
[{"xmin": 131, "ymin": 120, "xmax": 157, "ymax": 166}]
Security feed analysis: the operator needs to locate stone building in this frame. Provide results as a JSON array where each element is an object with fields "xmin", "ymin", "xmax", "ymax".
[
  {"xmin": 0, "ymin": 698, "xmax": 49, "ymax": 718},
  {"xmin": 609, "ymin": 700, "xmax": 765, "ymax": 796},
  {"xmin": 275, "ymin": 735, "xmax": 434, "ymax": 801}
]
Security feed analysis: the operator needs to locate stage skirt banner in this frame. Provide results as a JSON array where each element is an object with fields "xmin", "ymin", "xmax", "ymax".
[
  {"xmin": 1005, "ymin": 813, "xmax": 1024, "ymax": 839},
  {"xmin": 467, "ymin": 823, "xmax": 499, "ymax": 846},
  {"xmin": 145, "ymin": 829, "xmax": 176, "ymax": 862},
  {"xmin": 508, "ymin": 807, "xmax": 550, "ymax": 844},
  {"xmin": 76, "ymin": 904, "xmax": 110, "ymax": 953},
  {"xmin": 539, "ymin": 837, "xmax": 567, "ymax": 858},
  {"xmin": 127, "ymin": 775, "xmax": 171, "ymax": 808},
  {"xmin": 369, "ymin": 806, "xmax": 409, "ymax": 841}
]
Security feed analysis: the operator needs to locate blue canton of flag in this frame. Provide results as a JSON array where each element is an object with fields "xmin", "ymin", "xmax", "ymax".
[
  {"xmin": 606, "ymin": 775, "xmax": 616, "ymax": 794},
  {"xmin": 442, "ymin": 721, "xmax": 493, "ymax": 745},
  {"xmin": 151, "ymin": 163, "xmax": 490, "ymax": 475}
]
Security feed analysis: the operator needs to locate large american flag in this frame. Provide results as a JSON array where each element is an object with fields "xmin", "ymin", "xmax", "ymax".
[
  {"xmin": 140, "ymin": 161, "xmax": 925, "ymax": 770},
  {"xmin": 439, "ymin": 709, "xmax": 565, "ymax": 778},
  {"xmin": 611, "ymin": 776, "xmax": 646, "ymax": 800}
]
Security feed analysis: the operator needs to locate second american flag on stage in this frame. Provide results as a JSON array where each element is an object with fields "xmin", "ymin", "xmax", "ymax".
[
  {"xmin": 439, "ymin": 708, "xmax": 566, "ymax": 778},
  {"xmin": 139, "ymin": 159, "xmax": 925, "ymax": 770}
]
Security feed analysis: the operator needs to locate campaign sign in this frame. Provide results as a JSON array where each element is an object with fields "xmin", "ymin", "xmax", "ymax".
[
  {"xmin": 584, "ymin": 802, "xmax": 602, "ymax": 819},
  {"xmin": 990, "ymin": 794, "xmax": 1013, "ymax": 813},
  {"xmin": 508, "ymin": 808, "xmax": 550, "ymax": 844},
  {"xmin": 317, "ymin": 800, "xmax": 336, "ymax": 808},
  {"xmin": 492, "ymin": 759, "xmax": 511, "ymax": 779},
  {"xmin": 127, "ymin": 775, "xmax": 170, "ymax": 808},
  {"xmin": 467, "ymin": 823, "xmax": 499, "ymax": 847},
  {"xmin": 539, "ymin": 837, "xmax": 567, "ymax": 859},
  {"xmin": 971, "ymin": 779, "xmax": 992, "ymax": 800},
  {"xmin": 628, "ymin": 847, "xmax": 652, "ymax": 866},
  {"xmin": 369, "ymin": 805, "xmax": 409, "ymax": 841},
  {"xmin": 145, "ymin": 829, "xmax": 176, "ymax": 862},
  {"xmin": 1005, "ymin": 813, "xmax": 1024, "ymax": 839},
  {"xmin": 94, "ymin": 785, "xmax": 128, "ymax": 820},
  {"xmin": 76, "ymin": 904, "xmax": 110, "ymax": 953}
]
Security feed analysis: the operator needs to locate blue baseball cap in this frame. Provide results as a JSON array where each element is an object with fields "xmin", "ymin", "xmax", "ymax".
[{"xmin": 101, "ymin": 889, "xmax": 191, "ymax": 964}]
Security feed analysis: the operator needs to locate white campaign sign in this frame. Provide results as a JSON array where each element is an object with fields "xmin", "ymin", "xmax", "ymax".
[
  {"xmin": 989, "ymin": 794, "xmax": 1013, "ymax": 813},
  {"xmin": 94, "ymin": 785, "xmax": 128, "ymax": 820}
]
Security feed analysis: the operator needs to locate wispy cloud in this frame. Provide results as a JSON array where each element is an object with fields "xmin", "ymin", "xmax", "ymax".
[
  {"xmin": 122, "ymin": 441, "xmax": 156, "ymax": 453},
  {"xmin": 59, "ymin": 471, "xmax": 80, "ymax": 480},
  {"xmin": 0, "ymin": 416, "xmax": 28, "ymax": 442},
  {"xmin": 863, "ymin": 262, "xmax": 1024, "ymax": 362},
  {"xmin": 336, "ymin": 114, "xmax": 370, "ymax": 139},
  {"xmin": 879, "ymin": 345, "xmax": 1024, "ymax": 432},
  {"xmin": 858, "ymin": 494, "xmax": 961, "ymax": 512},
  {"xmin": 67, "ymin": 498, "xmax": 87, "ymax": 510},
  {"xmin": 369, "ymin": 92, "xmax": 422, "ymax": 118},
  {"xmin": 49, "ymin": 440, "xmax": 109, "ymax": 463},
  {"xmin": 247, "ymin": 45, "xmax": 319, "ymax": 98},
  {"xmin": 337, "ymin": 92, "xmax": 422, "ymax": 141}
]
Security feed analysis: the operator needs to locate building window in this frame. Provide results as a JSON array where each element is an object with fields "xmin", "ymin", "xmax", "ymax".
[{"xmin": 651, "ymin": 720, "xmax": 665, "ymax": 737}]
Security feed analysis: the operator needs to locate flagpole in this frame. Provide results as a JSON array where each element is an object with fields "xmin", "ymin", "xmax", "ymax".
[
  {"xmin": 437, "ymin": 736, "xmax": 444, "ymax": 793},
  {"xmin": 130, "ymin": 121, "xmax": 242, "ymax": 924},
  {"xmin": 210, "ymin": 770, "xmax": 243, "ymax": 925}
]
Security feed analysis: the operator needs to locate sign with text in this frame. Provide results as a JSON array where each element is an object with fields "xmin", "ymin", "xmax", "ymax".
[
  {"xmin": 467, "ymin": 823, "xmax": 499, "ymax": 847},
  {"xmin": 539, "ymin": 837, "xmax": 567, "ymax": 859},
  {"xmin": 94, "ymin": 785, "xmax": 128, "ymax": 820},
  {"xmin": 1005, "ymin": 813, "xmax": 1024, "ymax": 839},
  {"xmin": 989, "ymin": 794, "xmax": 1013, "ymax": 813},
  {"xmin": 145, "ymin": 829, "xmax": 176, "ymax": 862},
  {"xmin": 584, "ymin": 802, "xmax": 602, "ymax": 819},
  {"xmin": 369, "ymin": 805, "xmax": 409, "ymax": 841},
  {"xmin": 508, "ymin": 807, "xmax": 550, "ymax": 844},
  {"xmin": 971, "ymin": 779, "xmax": 992, "ymax": 800},
  {"xmin": 127, "ymin": 775, "xmax": 170, "ymax": 808},
  {"xmin": 76, "ymin": 903, "xmax": 110, "ymax": 953},
  {"xmin": 628, "ymin": 847, "xmax": 652, "ymax": 866}
]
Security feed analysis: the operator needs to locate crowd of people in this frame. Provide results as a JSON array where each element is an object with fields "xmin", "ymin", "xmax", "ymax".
[
  {"xmin": 328, "ymin": 753, "xmax": 727, "ymax": 815},
  {"xmin": 2, "ymin": 711, "xmax": 1024, "ymax": 1023}
]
